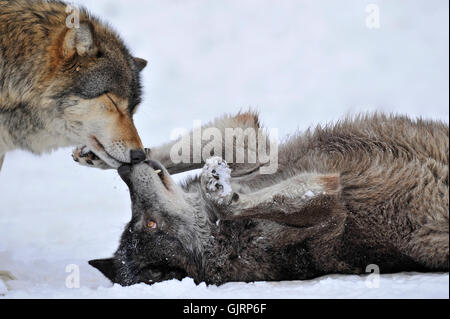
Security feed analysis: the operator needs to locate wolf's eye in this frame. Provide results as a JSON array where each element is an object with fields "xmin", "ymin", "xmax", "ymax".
[{"xmin": 147, "ymin": 220, "xmax": 157, "ymax": 229}]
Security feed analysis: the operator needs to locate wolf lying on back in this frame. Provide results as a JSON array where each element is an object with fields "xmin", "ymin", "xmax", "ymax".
[{"xmin": 89, "ymin": 113, "xmax": 449, "ymax": 286}]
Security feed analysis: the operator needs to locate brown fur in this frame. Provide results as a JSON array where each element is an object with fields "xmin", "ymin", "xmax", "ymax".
[{"xmin": 0, "ymin": 0, "xmax": 147, "ymax": 169}]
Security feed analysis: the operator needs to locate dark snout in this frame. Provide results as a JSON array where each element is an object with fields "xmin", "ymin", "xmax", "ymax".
[
  {"xmin": 118, "ymin": 159, "xmax": 168, "ymax": 190},
  {"xmin": 118, "ymin": 164, "xmax": 133, "ymax": 186},
  {"xmin": 130, "ymin": 149, "xmax": 146, "ymax": 164},
  {"xmin": 118, "ymin": 150, "xmax": 145, "ymax": 184}
]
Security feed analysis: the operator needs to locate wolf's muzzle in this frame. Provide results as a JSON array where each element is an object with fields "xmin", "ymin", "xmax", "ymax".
[
  {"xmin": 118, "ymin": 159, "xmax": 165, "ymax": 187},
  {"xmin": 118, "ymin": 164, "xmax": 133, "ymax": 186}
]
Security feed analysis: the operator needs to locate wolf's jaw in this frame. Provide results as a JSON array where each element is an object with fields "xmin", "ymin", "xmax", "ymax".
[
  {"xmin": 98, "ymin": 150, "xmax": 123, "ymax": 168},
  {"xmin": 88, "ymin": 137, "xmax": 129, "ymax": 168}
]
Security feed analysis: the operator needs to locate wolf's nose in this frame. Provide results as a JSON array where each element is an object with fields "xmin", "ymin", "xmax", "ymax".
[{"xmin": 130, "ymin": 149, "xmax": 146, "ymax": 164}]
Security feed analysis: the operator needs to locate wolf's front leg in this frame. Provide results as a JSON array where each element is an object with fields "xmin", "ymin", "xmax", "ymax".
[{"xmin": 0, "ymin": 271, "xmax": 15, "ymax": 293}]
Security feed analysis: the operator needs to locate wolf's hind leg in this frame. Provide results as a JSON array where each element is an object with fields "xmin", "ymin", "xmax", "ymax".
[
  {"xmin": 226, "ymin": 173, "xmax": 344, "ymax": 227},
  {"xmin": 405, "ymin": 159, "xmax": 449, "ymax": 271},
  {"xmin": 407, "ymin": 221, "xmax": 449, "ymax": 271},
  {"xmin": 201, "ymin": 158, "xmax": 346, "ymax": 227},
  {"xmin": 0, "ymin": 155, "xmax": 4, "ymax": 171}
]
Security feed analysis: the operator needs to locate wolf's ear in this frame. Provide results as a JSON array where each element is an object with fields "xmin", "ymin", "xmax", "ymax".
[
  {"xmin": 62, "ymin": 22, "xmax": 98, "ymax": 58},
  {"xmin": 89, "ymin": 258, "xmax": 117, "ymax": 282},
  {"xmin": 134, "ymin": 57, "xmax": 148, "ymax": 72}
]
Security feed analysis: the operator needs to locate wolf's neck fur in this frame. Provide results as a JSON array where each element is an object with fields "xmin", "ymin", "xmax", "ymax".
[{"xmin": 0, "ymin": 105, "xmax": 74, "ymax": 157}]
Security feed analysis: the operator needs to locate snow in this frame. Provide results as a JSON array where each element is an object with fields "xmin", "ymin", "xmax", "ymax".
[
  {"xmin": 0, "ymin": 0, "xmax": 448, "ymax": 298},
  {"xmin": 0, "ymin": 278, "xmax": 6, "ymax": 295},
  {"xmin": 2, "ymin": 271, "xmax": 449, "ymax": 299}
]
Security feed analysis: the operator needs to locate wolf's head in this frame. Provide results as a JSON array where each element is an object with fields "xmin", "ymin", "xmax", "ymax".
[
  {"xmin": 1, "ymin": 2, "xmax": 148, "ymax": 165},
  {"xmin": 89, "ymin": 161, "xmax": 210, "ymax": 285},
  {"xmin": 49, "ymin": 19, "xmax": 148, "ymax": 167}
]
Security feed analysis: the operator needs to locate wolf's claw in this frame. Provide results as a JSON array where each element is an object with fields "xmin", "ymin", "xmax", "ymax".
[
  {"xmin": 72, "ymin": 146, "xmax": 112, "ymax": 170},
  {"xmin": 201, "ymin": 157, "xmax": 233, "ymax": 206},
  {"xmin": 72, "ymin": 147, "xmax": 152, "ymax": 170}
]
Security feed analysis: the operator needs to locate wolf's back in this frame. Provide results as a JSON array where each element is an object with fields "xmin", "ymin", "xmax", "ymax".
[{"xmin": 296, "ymin": 114, "xmax": 449, "ymax": 270}]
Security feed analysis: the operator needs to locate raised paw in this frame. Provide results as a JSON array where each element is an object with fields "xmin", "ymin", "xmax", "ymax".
[
  {"xmin": 201, "ymin": 157, "xmax": 234, "ymax": 205},
  {"xmin": 72, "ymin": 146, "xmax": 112, "ymax": 170}
]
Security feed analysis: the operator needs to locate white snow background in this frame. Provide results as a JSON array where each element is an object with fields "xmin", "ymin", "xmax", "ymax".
[{"xmin": 0, "ymin": 0, "xmax": 448, "ymax": 298}]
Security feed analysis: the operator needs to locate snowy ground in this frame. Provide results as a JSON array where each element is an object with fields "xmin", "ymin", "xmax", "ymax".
[{"xmin": 0, "ymin": 0, "xmax": 448, "ymax": 298}]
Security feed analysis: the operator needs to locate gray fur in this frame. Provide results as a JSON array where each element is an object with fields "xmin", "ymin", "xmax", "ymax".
[{"xmin": 90, "ymin": 113, "xmax": 449, "ymax": 286}]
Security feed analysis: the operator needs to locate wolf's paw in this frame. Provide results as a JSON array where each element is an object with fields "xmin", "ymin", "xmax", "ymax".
[
  {"xmin": 72, "ymin": 146, "xmax": 112, "ymax": 170},
  {"xmin": 0, "ymin": 271, "xmax": 16, "ymax": 293},
  {"xmin": 201, "ymin": 157, "xmax": 235, "ymax": 206}
]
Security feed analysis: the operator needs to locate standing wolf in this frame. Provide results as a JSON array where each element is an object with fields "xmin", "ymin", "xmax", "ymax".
[
  {"xmin": 0, "ymin": 0, "xmax": 148, "ymax": 288},
  {"xmin": 0, "ymin": 0, "xmax": 148, "ymax": 171}
]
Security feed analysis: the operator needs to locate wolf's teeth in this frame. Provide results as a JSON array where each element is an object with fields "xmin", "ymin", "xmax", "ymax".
[{"xmin": 154, "ymin": 170, "xmax": 162, "ymax": 174}]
